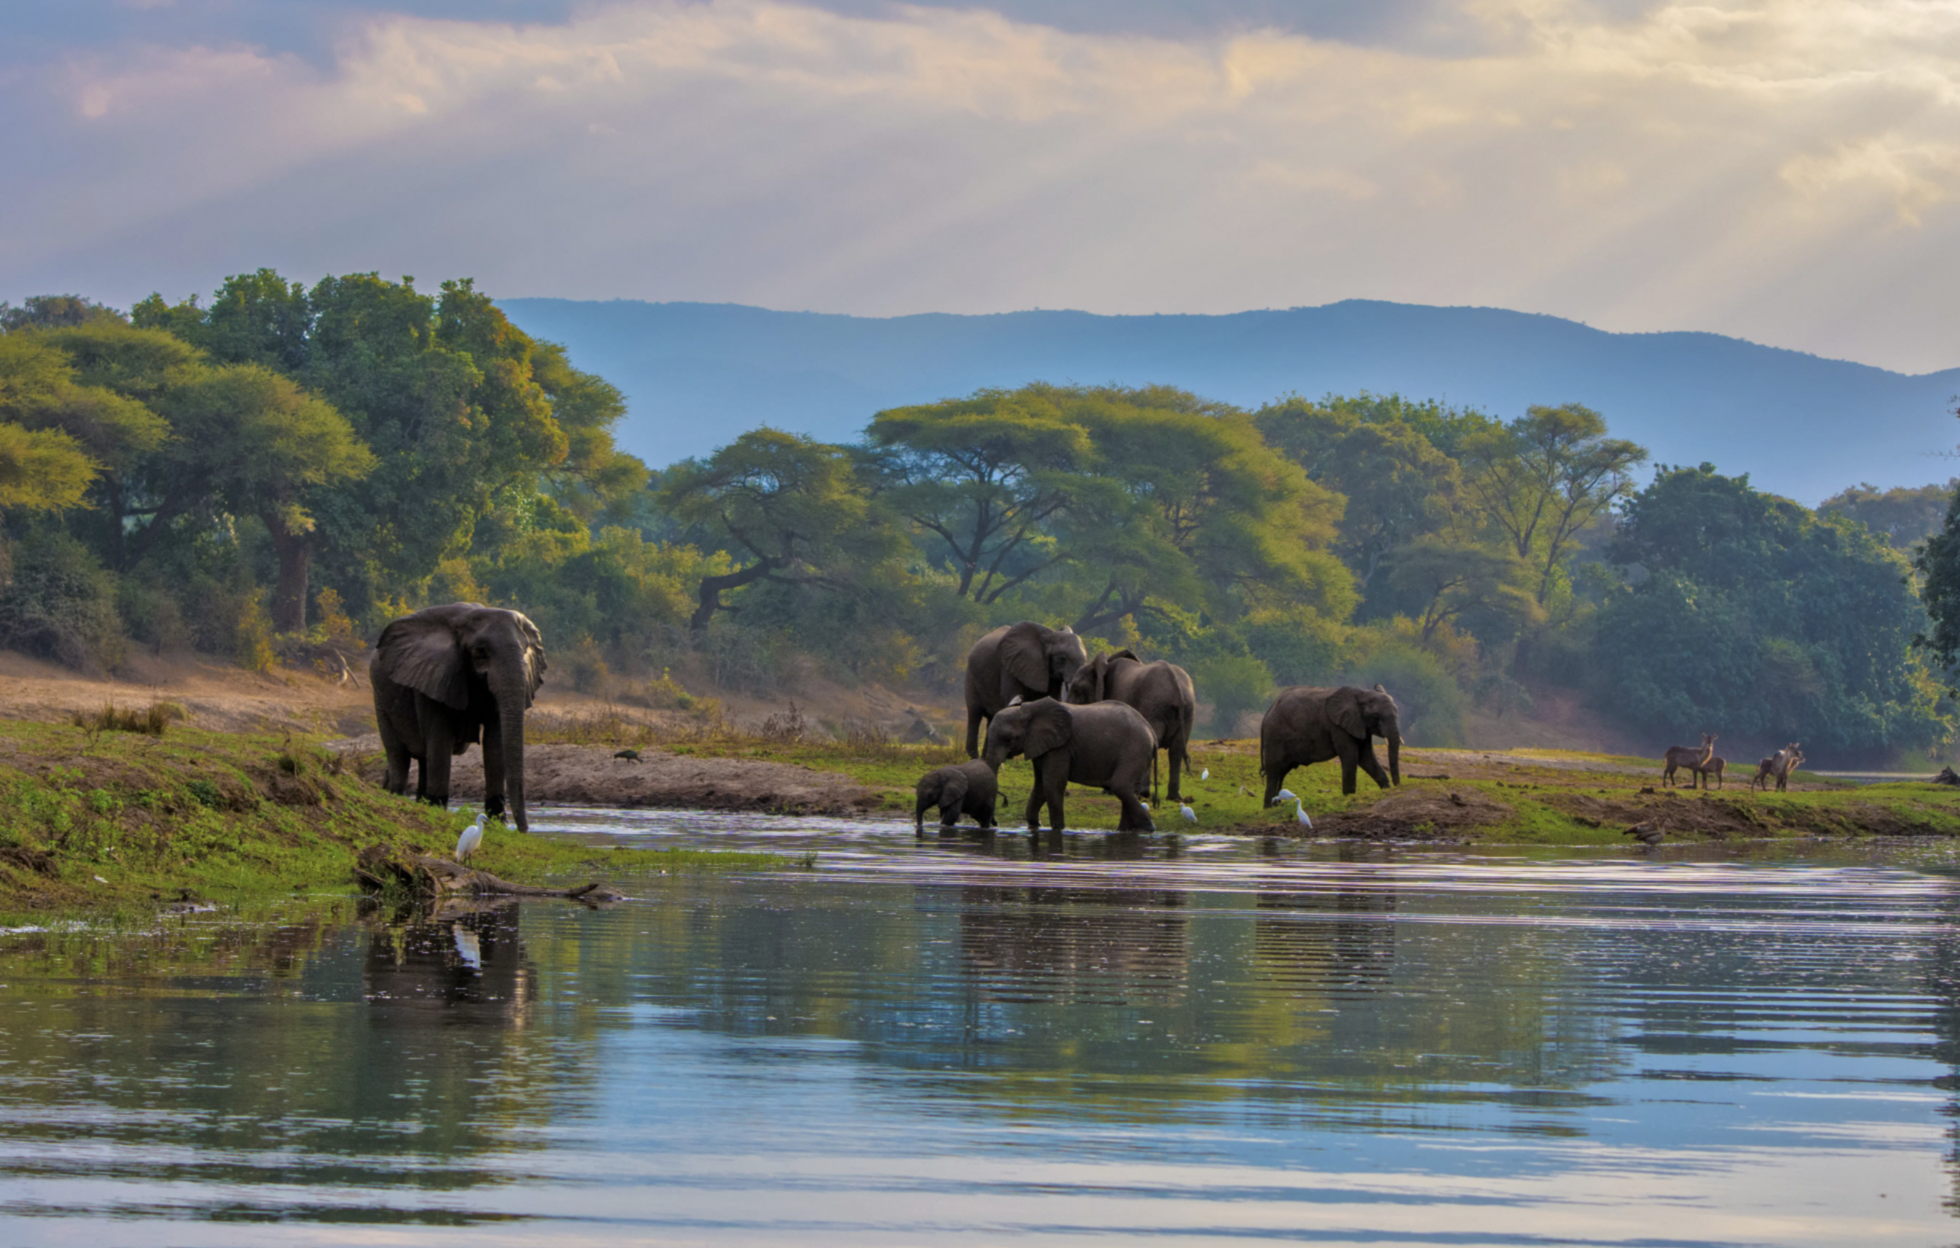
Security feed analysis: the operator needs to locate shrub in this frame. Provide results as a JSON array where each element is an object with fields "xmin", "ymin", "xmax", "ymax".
[
  {"xmin": 1190, "ymin": 653, "xmax": 1275, "ymax": 736},
  {"xmin": 0, "ymin": 532, "xmax": 124, "ymax": 670}
]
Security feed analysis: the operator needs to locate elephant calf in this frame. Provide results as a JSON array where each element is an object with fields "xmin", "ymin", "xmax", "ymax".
[{"xmin": 914, "ymin": 760, "xmax": 1000, "ymax": 835}]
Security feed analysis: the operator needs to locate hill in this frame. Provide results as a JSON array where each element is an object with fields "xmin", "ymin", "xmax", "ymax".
[{"xmin": 499, "ymin": 298, "xmax": 1960, "ymax": 504}]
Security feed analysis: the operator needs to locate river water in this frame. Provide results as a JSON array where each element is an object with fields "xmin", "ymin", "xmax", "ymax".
[{"xmin": 4, "ymin": 809, "xmax": 1960, "ymax": 1246}]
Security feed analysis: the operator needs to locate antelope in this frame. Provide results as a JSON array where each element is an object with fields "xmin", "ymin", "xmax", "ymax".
[
  {"xmin": 1661, "ymin": 733, "xmax": 1716, "ymax": 788},
  {"xmin": 1686, "ymin": 754, "xmax": 1727, "ymax": 790},
  {"xmin": 1752, "ymin": 743, "xmax": 1803, "ymax": 792}
]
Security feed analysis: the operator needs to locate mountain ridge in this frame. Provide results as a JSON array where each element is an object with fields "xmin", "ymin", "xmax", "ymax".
[{"xmin": 499, "ymin": 297, "xmax": 1960, "ymax": 504}]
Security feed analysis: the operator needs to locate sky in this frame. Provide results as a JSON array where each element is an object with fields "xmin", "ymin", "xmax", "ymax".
[{"xmin": 5, "ymin": 0, "xmax": 1960, "ymax": 374}]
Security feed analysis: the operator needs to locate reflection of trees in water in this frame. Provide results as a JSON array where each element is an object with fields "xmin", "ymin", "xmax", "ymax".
[
  {"xmin": 959, "ymin": 884, "xmax": 1188, "ymax": 1006},
  {"xmin": 1251, "ymin": 883, "xmax": 1397, "ymax": 994}
]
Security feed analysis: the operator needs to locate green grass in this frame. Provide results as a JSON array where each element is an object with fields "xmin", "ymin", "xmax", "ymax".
[
  {"xmin": 0, "ymin": 719, "xmax": 787, "ymax": 918},
  {"xmin": 577, "ymin": 721, "xmax": 1960, "ymax": 844}
]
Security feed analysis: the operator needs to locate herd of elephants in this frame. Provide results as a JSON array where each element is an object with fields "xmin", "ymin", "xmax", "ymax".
[
  {"xmin": 362, "ymin": 603, "xmax": 1795, "ymax": 844},
  {"xmin": 363, "ymin": 605, "xmax": 1403, "ymax": 840}
]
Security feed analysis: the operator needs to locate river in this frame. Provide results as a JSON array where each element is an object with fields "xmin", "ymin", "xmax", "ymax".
[{"xmin": 2, "ymin": 808, "xmax": 1958, "ymax": 1245}]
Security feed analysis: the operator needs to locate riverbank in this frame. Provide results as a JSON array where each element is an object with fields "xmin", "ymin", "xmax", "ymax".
[
  {"xmin": 9, "ymin": 706, "xmax": 1960, "ymax": 916},
  {"xmin": 496, "ymin": 715, "xmax": 1960, "ymax": 845},
  {"xmin": 0, "ymin": 716, "xmax": 783, "ymax": 919}
]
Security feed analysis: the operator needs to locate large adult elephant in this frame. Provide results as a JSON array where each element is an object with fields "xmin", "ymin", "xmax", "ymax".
[
  {"xmin": 1260, "ymin": 684, "xmax": 1402, "ymax": 803},
  {"xmin": 371, "ymin": 603, "xmax": 547, "ymax": 832},
  {"xmin": 963, "ymin": 622, "xmax": 1089, "ymax": 757},
  {"xmin": 1066, "ymin": 648, "xmax": 1197, "ymax": 802},
  {"xmin": 983, "ymin": 697, "xmax": 1156, "ymax": 833}
]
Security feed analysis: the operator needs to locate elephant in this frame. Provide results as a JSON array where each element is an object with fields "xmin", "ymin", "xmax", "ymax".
[
  {"xmin": 1066, "ymin": 648, "xmax": 1196, "ymax": 802},
  {"xmin": 1260, "ymin": 684, "xmax": 1402, "ymax": 803},
  {"xmin": 914, "ymin": 759, "xmax": 1000, "ymax": 835},
  {"xmin": 983, "ymin": 697, "xmax": 1157, "ymax": 833},
  {"xmin": 964, "ymin": 622, "xmax": 1089, "ymax": 758},
  {"xmin": 371, "ymin": 603, "xmax": 547, "ymax": 832}
]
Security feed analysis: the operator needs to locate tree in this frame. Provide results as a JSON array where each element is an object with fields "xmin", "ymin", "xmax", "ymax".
[
  {"xmin": 659, "ymin": 429, "xmax": 902, "ymax": 633},
  {"xmin": 1386, "ymin": 538, "xmax": 1536, "ymax": 644},
  {"xmin": 1257, "ymin": 397, "xmax": 1461, "ymax": 589},
  {"xmin": 1821, "ymin": 480, "xmax": 1955, "ymax": 551},
  {"xmin": 1461, "ymin": 404, "xmax": 1647, "ymax": 605},
  {"xmin": 1603, "ymin": 465, "xmax": 1944, "ymax": 758},
  {"xmin": 865, "ymin": 389, "xmax": 1091, "ymax": 602},
  {"xmin": 154, "ymin": 365, "xmax": 375, "ymax": 631},
  {"xmin": 1059, "ymin": 386, "xmax": 1349, "ymax": 633}
]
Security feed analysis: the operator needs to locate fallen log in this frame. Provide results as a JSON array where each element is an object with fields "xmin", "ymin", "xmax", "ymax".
[{"xmin": 355, "ymin": 843, "xmax": 626, "ymax": 904}]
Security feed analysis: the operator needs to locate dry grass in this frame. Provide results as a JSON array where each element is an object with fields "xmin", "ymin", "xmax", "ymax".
[{"xmin": 71, "ymin": 699, "xmax": 187, "ymax": 738}]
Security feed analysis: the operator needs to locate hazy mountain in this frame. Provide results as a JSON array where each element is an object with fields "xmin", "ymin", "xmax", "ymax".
[{"xmin": 499, "ymin": 298, "xmax": 1960, "ymax": 504}]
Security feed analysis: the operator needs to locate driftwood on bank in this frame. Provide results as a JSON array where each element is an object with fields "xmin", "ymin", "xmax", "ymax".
[{"xmin": 355, "ymin": 843, "xmax": 626, "ymax": 905}]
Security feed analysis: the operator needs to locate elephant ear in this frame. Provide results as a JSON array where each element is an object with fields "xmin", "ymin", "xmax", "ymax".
[
  {"xmin": 374, "ymin": 613, "xmax": 470, "ymax": 710},
  {"xmin": 1329, "ymin": 687, "xmax": 1368, "ymax": 739},
  {"xmin": 1023, "ymin": 698, "xmax": 1073, "ymax": 759},
  {"xmin": 513, "ymin": 610, "xmax": 548, "ymax": 707},
  {"xmin": 999, "ymin": 622, "xmax": 1049, "ymax": 692}
]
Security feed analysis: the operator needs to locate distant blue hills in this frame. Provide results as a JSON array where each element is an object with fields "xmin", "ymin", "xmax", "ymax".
[{"xmin": 498, "ymin": 297, "xmax": 1960, "ymax": 505}]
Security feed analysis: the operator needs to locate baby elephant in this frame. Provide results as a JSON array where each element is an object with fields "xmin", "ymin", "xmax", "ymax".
[{"xmin": 914, "ymin": 759, "xmax": 1000, "ymax": 836}]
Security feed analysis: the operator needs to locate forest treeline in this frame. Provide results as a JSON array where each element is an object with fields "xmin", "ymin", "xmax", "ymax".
[{"xmin": 0, "ymin": 274, "xmax": 1954, "ymax": 763}]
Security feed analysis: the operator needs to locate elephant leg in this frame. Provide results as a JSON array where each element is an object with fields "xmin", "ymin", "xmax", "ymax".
[
  {"xmin": 976, "ymin": 796, "xmax": 996, "ymax": 829},
  {"xmin": 1335, "ymin": 741, "xmax": 1361, "ymax": 796},
  {"xmin": 1116, "ymin": 792, "xmax": 1153, "ymax": 833},
  {"xmin": 382, "ymin": 745, "xmax": 410, "ymax": 796},
  {"xmin": 1024, "ymin": 777, "xmax": 1045, "ymax": 832},
  {"xmin": 915, "ymin": 788, "xmax": 935, "ymax": 836},
  {"xmin": 1166, "ymin": 739, "xmax": 1186, "ymax": 803},
  {"xmin": 965, "ymin": 707, "xmax": 984, "ymax": 759},
  {"xmin": 1039, "ymin": 760, "xmax": 1068, "ymax": 833},
  {"xmin": 1356, "ymin": 741, "xmax": 1390, "ymax": 791},
  {"xmin": 1261, "ymin": 769, "xmax": 1289, "ymax": 807},
  {"xmin": 419, "ymin": 713, "xmax": 456, "ymax": 809}
]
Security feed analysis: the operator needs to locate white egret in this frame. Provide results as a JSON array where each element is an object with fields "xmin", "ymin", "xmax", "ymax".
[
  {"xmin": 1274, "ymin": 788, "xmax": 1298, "ymax": 803},
  {"xmin": 455, "ymin": 812, "xmax": 486, "ymax": 864},
  {"xmin": 1179, "ymin": 800, "xmax": 1197, "ymax": 823},
  {"xmin": 1295, "ymin": 799, "xmax": 1312, "ymax": 830},
  {"xmin": 1200, "ymin": 769, "xmax": 1209, "ymax": 781}
]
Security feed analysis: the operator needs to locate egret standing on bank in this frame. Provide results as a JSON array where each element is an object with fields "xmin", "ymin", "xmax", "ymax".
[
  {"xmin": 455, "ymin": 812, "xmax": 486, "ymax": 864},
  {"xmin": 1180, "ymin": 799, "xmax": 1197, "ymax": 823}
]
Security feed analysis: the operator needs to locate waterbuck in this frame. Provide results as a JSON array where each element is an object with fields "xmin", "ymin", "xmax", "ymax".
[{"xmin": 1661, "ymin": 733, "xmax": 1716, "ymax": 788}]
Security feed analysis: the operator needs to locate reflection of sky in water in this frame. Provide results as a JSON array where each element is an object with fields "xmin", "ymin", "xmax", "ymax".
[{"xmin": 0, "ymin": 808, "xmax": 1957, "ymax": 1244}]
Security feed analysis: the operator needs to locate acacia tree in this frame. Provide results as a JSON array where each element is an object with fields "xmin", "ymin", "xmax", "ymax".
[
  {"xmin": 1060, "ymin": 387, "xmax": 1349, "ymax": 634},
  {"xmin": 864, "ymin": 389, "xmax": 1092, "ymax": 603},
  {"xmin": 154, "ymin": 365, "xmax": 375, "ymax": 631},
  {"xmin": 659, "ymin": 429, "xmax": 902, "ymax": 633}
]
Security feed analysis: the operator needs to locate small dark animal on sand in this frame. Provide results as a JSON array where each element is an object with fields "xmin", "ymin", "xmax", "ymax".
[{"xmin": 614, "ymin": 749, "xmax": 642, "ymax": 762}]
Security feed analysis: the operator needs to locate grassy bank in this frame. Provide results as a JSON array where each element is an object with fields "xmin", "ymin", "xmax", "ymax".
[
  {"xmin": 0, "ymin": 716, "xmax": 781, "ymax": 917},
  {"xmin": 535, "ymin": 710, "xmax": 1960, "ymax": 844}
]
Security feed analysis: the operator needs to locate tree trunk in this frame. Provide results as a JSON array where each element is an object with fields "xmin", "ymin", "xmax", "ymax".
[
  {"xmin": 263, "ymin": 515, "xmax": 312, "ymax": 634},
  {"xmin": 354, "ymin": 843, "xmax": 624, "ymax": 904}
]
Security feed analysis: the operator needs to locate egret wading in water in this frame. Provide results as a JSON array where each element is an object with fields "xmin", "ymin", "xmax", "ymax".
[{"xmin": 455, "ymin": 812, "xmax": 486, "ymax": 864}]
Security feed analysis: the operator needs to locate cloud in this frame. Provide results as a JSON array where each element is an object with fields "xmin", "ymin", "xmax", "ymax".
[{"xmin": 5, "ymin": 0, "xmax": 1960, "ymax": 372}]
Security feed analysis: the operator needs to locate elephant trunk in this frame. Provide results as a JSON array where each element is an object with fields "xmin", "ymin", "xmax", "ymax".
[
  {"xmin": 494, "ymin": 682, "xmax": 530, "ymax": 833},
  {"xmin": 1387, "ymin": 732, "xmax": 1401, "ymax": 786}
]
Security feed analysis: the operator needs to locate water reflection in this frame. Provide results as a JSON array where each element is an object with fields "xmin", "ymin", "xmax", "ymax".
[
  {"xmin": 364, "ymin": 904, "xmax": 536, "ymax": 1028},
  {"xmin": 0, "ymin": 820, "xmax": 1959, "ymax": 1243},
  {"xmin": 959, "ymin": 884, "xmax": 1187, "ymax": 1005}
]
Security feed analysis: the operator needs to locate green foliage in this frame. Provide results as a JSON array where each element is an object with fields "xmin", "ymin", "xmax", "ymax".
[
  {"xmin": 1189, "ymin": 653, "xmax": 1275, "ymax": 735},
  {"xmin": 1340, "ymin": 629, "xmax": 1470, "ymax": 747},
  {"xmin": 0, "ymin": 531, "xmax": 123, "ymax": 670},
  {"xmin": 1601, "ymin": 465, "xmax": 1945, "ymax": 759},
  {"xmin": 1822, "ymin": 480, "xmax": 1955, "ymax": 551}
]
